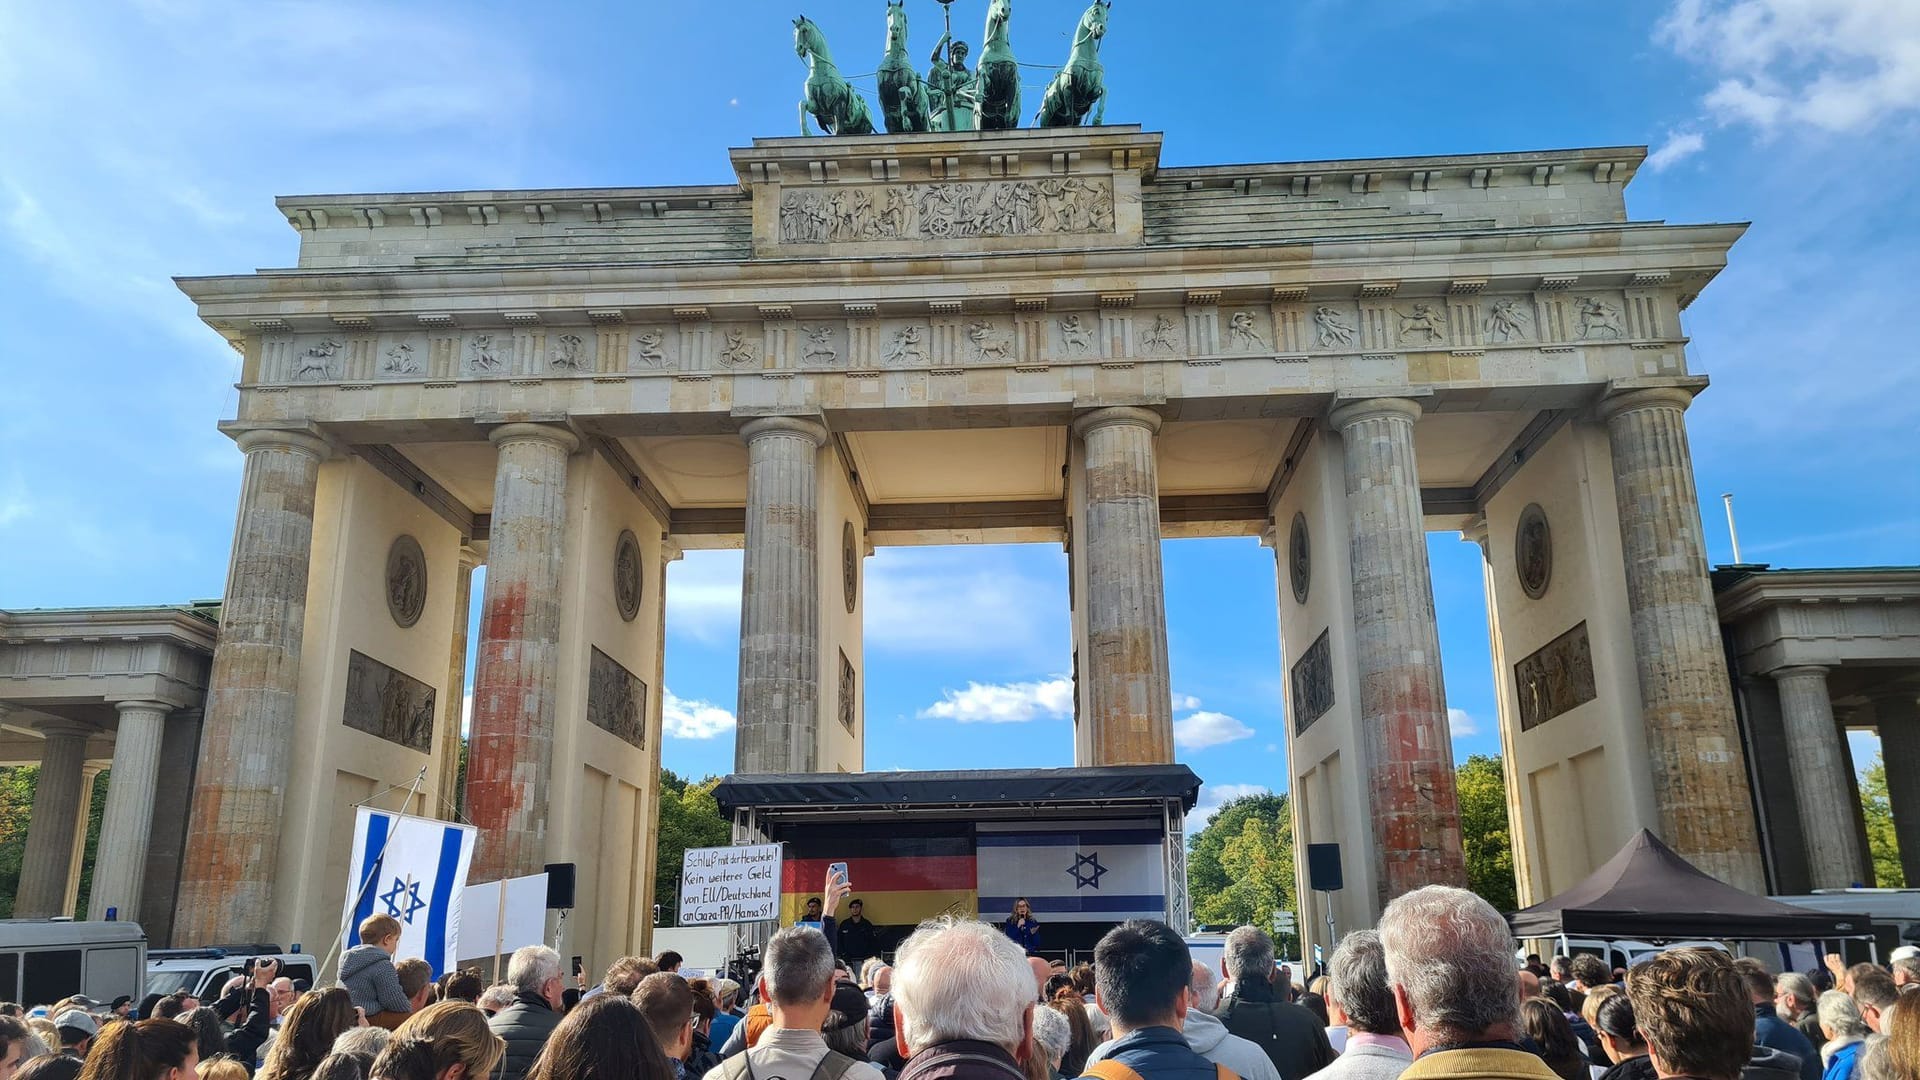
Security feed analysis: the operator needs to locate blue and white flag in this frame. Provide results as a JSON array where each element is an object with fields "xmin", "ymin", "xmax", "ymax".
[
  {"xmin": 342, "ymin": 807, "xmax": 477, "ymax": 977},
  {"xmin": 977, "ymin": 819, "xmax": 1166, "ymax": 923}
]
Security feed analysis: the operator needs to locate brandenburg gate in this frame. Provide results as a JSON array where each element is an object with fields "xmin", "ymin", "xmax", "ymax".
[{"xmin": 174, "ymin": 125, "xmax": 1760, "ymax": 961}]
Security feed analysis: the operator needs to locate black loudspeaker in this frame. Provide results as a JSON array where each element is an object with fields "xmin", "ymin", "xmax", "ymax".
[
  {"xmin": 545, "ymin": 863, "xmax": 577, "ymax": 909},
  {"xmin": 1306, "ymin": 843, "xmax": 1343, "ymax": 893}
]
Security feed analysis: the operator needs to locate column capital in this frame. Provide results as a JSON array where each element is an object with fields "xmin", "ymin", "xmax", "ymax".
[
  {"xmin": 1772, "ymin": 665, "xmax": 1832, "ymax": 682},
  {"xmin": 457, "ymin": 544, "xmax": 483, "ymax": 572},
  {"xmin": 1327, "ymin": 395, "xmax": 1424, "ymax": 432},
  {"xmin": 34, "ymin": 719, "xmax": 95, "ymax": 742},
  {"xmin": 1071, "ymin": 405, "xmax": 1163, "ymax": 438},
  {"xmin": 488, "ymin": 422, "xmax": 580, "ymax": 454},
  {"xmin": 232, "ymin": 427, "xmax": 331, "ymax": 459},
  {"xmin": 111, "ymin": 700, "xmax": 174, "ymax": 717},
  {"xmin": 1460, "ymin": 514, "xmax": 1491, "ymax": 553},
  {"xmin": 1596, "ymin": 378, "xmax": 1707, "ymax": 424},
  {"xmin": 739, "ymin": 415, "xmax": 829, "ymax": 446}
]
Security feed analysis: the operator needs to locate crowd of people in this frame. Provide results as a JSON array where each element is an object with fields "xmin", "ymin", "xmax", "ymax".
[{"xmin": 5, "ymin": 886, "xmax": 1919, "ymax": 1080}]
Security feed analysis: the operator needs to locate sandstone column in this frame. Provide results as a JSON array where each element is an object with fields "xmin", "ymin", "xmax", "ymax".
[
  {"xmin": 735, "ymin": 417, "xmax": 828, "ymax": 774},
  {"xmin": 1328, "ymin": 396, "xmax": 1466, "ymax": 906},
  {"xmin": 15, "ymin": 721, "xmax": 94, "ymax": 918},
  {"xmin": 466, "ymin": 424, "xmax": 578, "ymax": 883},
  {"xmin": 1599, "ymin": 386, "xmax": 1765, "ymax": 890},
  {"xmin": 1873, "ymin": 693, "xmax": 1920, "ymax": 886},
  {"xmin": 1771, "ymin": 667, "xmax": 1864, "ymax": 888},
  {"xmin": 437, "ymin": 545, "xmax": 480, "ymax": 819},
  {"xmin": 87, "ymin": 701, "xmax": 171, "ymax": 920},
  {"xmin": 177, "ymin": 428, "xmax": 327, "ymax": 942},
  {"xmin": 1071, "ymin": 407, "xmax": 1173, "ymax": 765},
  {"xmin": 64, "ymin": 767, "xmax": 102, "ymax": 917}
]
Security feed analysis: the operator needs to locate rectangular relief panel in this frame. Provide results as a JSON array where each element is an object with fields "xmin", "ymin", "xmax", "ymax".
[
  {"xmin": 343, "ymin": 650, "xmax": 436, "ymax": 752},
  {"xmin": 587, "ymin": 646, "xmax": 648, "ymax": 750},
  {"xmin": 776, "ymin": 178, "xmax": 1116, "ymax": 246},
  {"xmin": 1291, "ymin": 628, "xmax": 1335, "ymax": 735},
  {"xmin": 839, "ymin": 649, "xmax": 857, "ymax": 735},
  {"xmin": 1514, "ymin": 621, "xmax": 1597, "ymax": 732}
]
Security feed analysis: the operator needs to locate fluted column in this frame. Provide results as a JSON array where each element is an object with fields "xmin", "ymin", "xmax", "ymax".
[
  {"xmin": 735, "ymin": 417, "xmax": 828, "ymax": 774},
  {"xmin": 64, "ymin": 767, "xmax": 101, "ymax": 917},
  {"xmin": 437, "ymin": 545, "xmax": 479, "ymax": 820},
  {"xmin": 466, "ymin": 424, "xmax": 578, "ymax": 883},
  {"xmin": 1770, "ymin": 667, "xmax": 1864, "ymax": 888},
  {"xmin": 1329, "ymin": 396, "xmax": 1466, "ymax": 906},
  {"xmin": 1872, "ymin": 693, "xmax": 1920, "ymax": 886},
  {"xmin": 1072, "ymin": 407, "xmax": 1173, "ymax": 765},
  {"xmin": 178, "ymin": 428, "xmax": 327, "ymax": 942},
  {"xmin": 16, "ymin": 721, "xmax": 94, "ymax": 918},
  {"xmin": 1600, "ymin": 386, "xmax": 1764, "ymax": 890},
  {"xmin": 88, "ymin": 701, "xmax": 171, "ymax": 920}
]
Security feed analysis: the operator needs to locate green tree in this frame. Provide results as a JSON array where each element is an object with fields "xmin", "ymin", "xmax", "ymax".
[
  {"xmin": 0, "ymin": 766, "xmax": 37, "ymax": 917},
  {"xmin": 1862, "ymin": 753, "xmax": 1904, "ymax": 887},
  {"xmin": 1188, "ymin": 792, "xmax": 1297, "ymax": 953},
  {"xmin": 654, "ymin": 769, "xmax": 730, "ymax": 924},
  {"xmin": 1456, "ymin": 754, "xmax": 1518, "ymax": 912}
]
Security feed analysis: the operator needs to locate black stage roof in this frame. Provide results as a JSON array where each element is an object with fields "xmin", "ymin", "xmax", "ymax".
[{"xmin": 713, "ymin": 765, "xmax": 1203, "ymax": 819}]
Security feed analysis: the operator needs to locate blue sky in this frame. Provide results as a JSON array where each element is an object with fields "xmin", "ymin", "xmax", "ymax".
[{"xmin": 3, "ymin": 0, "xmax": 1916, "ymax": 829}]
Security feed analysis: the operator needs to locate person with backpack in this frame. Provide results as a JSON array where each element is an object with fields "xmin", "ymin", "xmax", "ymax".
[
  {"xmin": 702, "ymin": 926, "xmax": 884, "ymax": 1080},
  {"xmin": 1075, "ymin": 920, "xmax": 1235, "ymax": 1080},
  {"xmin": 891, "ymin": 918, "xmax": 1033, "ymax": 1080}
]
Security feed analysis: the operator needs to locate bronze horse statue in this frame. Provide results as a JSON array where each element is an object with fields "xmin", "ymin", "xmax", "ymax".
[
  {"xmin": 878, "ymin": 0, "xmax": 930, "ymax": 133},
  {"xmin": 973, "ymin": 0, "xmax": 1020, "ymax": 130},
  {"xmin": 795, "ymin": 15, "xmax": 874, "ymax": 135},
  {"xmin": 1036, "ymin": 0, "xmax": 1110, "ymax": 127}
]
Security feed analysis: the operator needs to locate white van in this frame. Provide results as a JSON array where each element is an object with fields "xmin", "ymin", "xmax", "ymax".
[
  {"xmin": 145, "ymin": 947, "xmax": 319, "ymax": 1001},
  {"xmin": 0, "ymin": 920, "xmax": 147, "ymax": 1006}
]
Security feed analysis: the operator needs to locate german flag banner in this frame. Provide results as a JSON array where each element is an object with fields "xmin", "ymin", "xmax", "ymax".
[{"xmin": 778, "ymin": 828, "xmax": 976, "ymax": 928}]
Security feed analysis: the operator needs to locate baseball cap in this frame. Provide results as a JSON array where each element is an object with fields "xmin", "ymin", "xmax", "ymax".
[
  {"xmin": 1892, "ymin": 945, "xmax": 1920, "ymax": 963},
  {"xmin": 110, "ymin": 997, "xmax": 132, "ymax": 1010},
  {"xmin": 825, "ymin": 981, "xmax": 870, "ymax": 1031},
  {"xmin": 53, "ymin": 1010, "xmax": 97, "ymax": 1036}
]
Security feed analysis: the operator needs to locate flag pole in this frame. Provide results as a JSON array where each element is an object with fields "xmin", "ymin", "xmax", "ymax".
[{"xmin": 319, "ymin": 766, "xmax": 430, "ymax": 983}]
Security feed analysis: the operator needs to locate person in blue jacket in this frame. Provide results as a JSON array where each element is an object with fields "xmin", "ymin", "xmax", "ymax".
[{"xmin": 1002, "ymin": 897, "xmax": 1041, "ymax": 955}]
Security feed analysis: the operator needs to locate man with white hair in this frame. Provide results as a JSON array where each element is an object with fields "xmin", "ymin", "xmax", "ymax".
[
  {"xmin": 1218, "ymin": 926, "xmax": 1333, "ymax": 1080},
  {"xmin": 1379, "ymin": 886, "xmax": 1559, "ymax": 1080},
  {"xmin": 489, "ymin": 944, "xmax": 567, "ymax": 1080},
  {"xmin": 891, "ymin": 916, "xmax": 1034, "ymax": 1080},
  {"xmin": 706, "ymin": 926, "xmax": 884, "ymax": 1080},
  {"xmin": 1086, "ymin": 959, "xmax": 1279, "ymax": 1080},
  {"xmin": 1314, "ymin": 931, "xmax": 1410, "ymax": 1080}
]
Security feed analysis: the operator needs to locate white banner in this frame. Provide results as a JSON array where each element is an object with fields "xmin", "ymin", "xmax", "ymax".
[
  {"xmin": 456, "ymin": 874, "xmax": 550, "ymax": 963},
  {"xmin": 341, "ymin": 807, "xmax": 477, "ymax": 977},
  {"xmin": 977, "ymin": 819, "xmax": 1166, "ymax": 923},
  {"xmin": 679, "ymin": 843, "xmax": 783, "ymax": 925}
]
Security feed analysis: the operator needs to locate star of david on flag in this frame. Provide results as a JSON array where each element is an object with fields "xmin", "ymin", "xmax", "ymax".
[
  {"xmin": 342, "ymin": 807, "xmax": 477, "ymax": 978},
  {"xmin": 1068, "ymin": 852, "xmax": 1108, "ymax": 890},
  {"xmin": 977, "ymin": 820, "xmax": 1167, "ymax": 922}
]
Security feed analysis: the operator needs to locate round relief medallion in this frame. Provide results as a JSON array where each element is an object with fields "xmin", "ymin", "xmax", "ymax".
[
  {"xmin": 613, "ymin": 530, "xmax": 643, "ymax": 622},
  {"xmin": 385, "ymin": 535, "xmax": 428, "ymax": 629},
  {"xmin": 1516, "ymin": 503, "xmax": 1553, "ymax": 600},
  {"xmin": 1288, "ymin": 512, "xmax": 1311, "ymax": 604},
  {"xmin": 842, "ymin": 521, "xmax": 859, "ymax": 614}
]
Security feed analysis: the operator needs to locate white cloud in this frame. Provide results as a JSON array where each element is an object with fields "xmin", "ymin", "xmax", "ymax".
[
  {"xmin": 1265, "ymin": 743, "xmax": 1280, "ymax": 753},
  {"xmin": 1173, "ymin": 693, "xmax": 1204, "ymax": 711},
  {"xmin": 666, "ymin": 550, "xmax": 744, "ymax": 645},
  {"xmin": 1658, "ymin": 0, "xmax": 1920, "ymax": 134},
  {"xmin": 1190, "ymin": 782, "xmax": 1271, "ymax": 832},
  {"xmin": 1448, "ymin": 707, "xmax": 1481, "ymax": 737},
  {"xmin": 664, "ymin": 690, "xmax": 738, "ymax": 740},
  {"xmin": 918, "ymin": 677, "xmax": 1074, "ymax": 724},
  {"xmin": 1646, "ymin": 130, "xmax": 1707, "ymax": 171},
  {"xmin": 865, "ymin": 548, "xmax": 1068, "ymax": 659},
  {"xmin": 1174, "ymin": 710, "xmax": 1257, "ymax": 751}
]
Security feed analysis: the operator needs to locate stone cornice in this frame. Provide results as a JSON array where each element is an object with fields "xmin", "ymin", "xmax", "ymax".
[
  {"xmin": 0, "ymin": 607, "xmax": 219, "ymax": 653},
  {"xmin": 176, "ymin": 222, "xmax": 1743, "ymax": 333},
  {"xmin": 1716, "ymin": 569, "xmax": 1920, "ymax": 621}
]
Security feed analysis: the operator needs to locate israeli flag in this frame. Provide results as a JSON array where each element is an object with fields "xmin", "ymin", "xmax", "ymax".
[
  {"xmin": 977, "ymin": 819, "xmax": 1167, "ymax": 923},
  {"xmin": 342, "ymin": 807, "xmax": 477, "ymax": 977}
]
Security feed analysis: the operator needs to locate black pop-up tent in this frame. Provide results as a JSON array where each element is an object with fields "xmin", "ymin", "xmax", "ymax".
[{"xmin": 1507, "ymin": 829, "xmax": 1874, "ymax": 942}]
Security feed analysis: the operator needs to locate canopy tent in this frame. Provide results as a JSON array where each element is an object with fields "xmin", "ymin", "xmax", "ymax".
[{"xmin": 1507, "ymin": 829, "xmax": 1874, "ymax": 942}]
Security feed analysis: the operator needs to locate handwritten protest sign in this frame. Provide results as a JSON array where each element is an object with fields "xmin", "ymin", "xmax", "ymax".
[{"xmin": 679, "ymin": 843, "xmax": 783, "ymax": 925}]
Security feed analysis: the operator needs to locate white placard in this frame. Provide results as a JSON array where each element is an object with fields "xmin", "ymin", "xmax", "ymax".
[
  {"xmin": 679, "ymin": 843, "xmax": 783, "ymax": 925},
  {"xmin": 456, "ymin": 873, "xmax": 550, "ymax": 961}
]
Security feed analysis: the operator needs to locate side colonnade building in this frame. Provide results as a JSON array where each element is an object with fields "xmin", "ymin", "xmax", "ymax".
[{"xmin": 3, "ymin": 127, "xmax": 1911, "ymax": 961}]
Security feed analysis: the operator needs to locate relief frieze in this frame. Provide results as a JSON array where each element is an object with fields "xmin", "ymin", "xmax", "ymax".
[{"xmin": 777, "ymin": 177, "xmax": 1116, "ymax": 245}]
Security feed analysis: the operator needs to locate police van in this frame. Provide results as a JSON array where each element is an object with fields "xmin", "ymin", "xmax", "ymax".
[
  {"xmin": 145, "ymin": 946, "xmax": 318, "ymax": 1000},
  {"xmin": 0, "ymin": 920, "xmax": 146, "ymax": 1005}
]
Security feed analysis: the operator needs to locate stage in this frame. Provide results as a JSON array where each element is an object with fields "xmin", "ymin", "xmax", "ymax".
[{"xmin": 711, "ymin": 764, "xmax": 1202, "ymax": 959}]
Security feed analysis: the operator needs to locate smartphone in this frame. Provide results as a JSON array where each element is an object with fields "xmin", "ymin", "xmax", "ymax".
[
  {"xmin": 829, "ymin": 861, "xmax": 849, "ymax": 887},
  {"xmin": 571, "ymin": 956, "xmax": 584, "ymax": 978}
]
